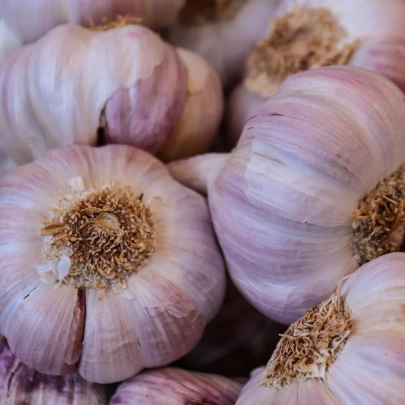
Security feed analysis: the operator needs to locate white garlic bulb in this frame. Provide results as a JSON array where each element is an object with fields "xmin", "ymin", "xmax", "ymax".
[
  {"xmin": 237, "ymin": 253, "xmax": 405, "ymax": 405},
  {"xmin": 110, "ymin": 367, "xmax": 243, "ymax": 404},
  {"xmin": 0, "ymin": 0, "xmax": 184, "ymax": 55},
  {"xmin": 0, "ymin": 23, "xmax": 187, "ymax": 166},
  {"xmin": 0, "ymin": 144, "xmax": 225, "ymax": 384},
  {"xmin": 0, "ymin": 336, "xmax": 106, "ymax": 405},
  {"xmin": 226, "ymin": 0, "xmax": 405, "ymax": 147},
  {"xmin": 167, "ymin": 0, "xmax": 281, "ymax": 88},
  {"xmin": 168, "ymin": 66, "xmax": 405, "ymax": 324},
  {"xmin": 158, "ymin": 48, "xmax": 224, "ymax": 162}
]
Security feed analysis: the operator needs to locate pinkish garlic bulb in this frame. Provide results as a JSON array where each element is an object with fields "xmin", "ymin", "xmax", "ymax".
[
  {"xmin": 167, "ymin": 0, "xmax": 281, "ymax": 88},
  {"xmin": 237, "ymin": 253, "xmax": 405, "ymax": 405},
  {"xmin": 0, "ymin": 144, "xmax": 225, "ymax": 383},
  {"xmin": 226, "ymin": 0, "xmax": 405, "ymax": 147},
  {"xmin": 0, "ymin": 0, "xmax": 185, "ymax": 62},
  {"xmin": 168, "ymin": 66, "xmax": 405, "ymax": 324},
  {"xmin": 110, "ymin": 367, "xmax": 243, "ymax": 404},
  {"xmin": 0, "ymin": 24, "xmax": 187, "ymax": 166},
  {"xmin": 0, "ymin": 336, "xmax": 106, "ymax": 405}
]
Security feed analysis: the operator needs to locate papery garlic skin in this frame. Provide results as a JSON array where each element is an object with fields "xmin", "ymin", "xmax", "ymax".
[
  {"xmin": 167, "ymin": 0, "xmax": 281, "ymax": 88},
  {"xmin": 226, "ymin": 0, "xmax": 405, "ymax": 147},
  {"xmin": 0, "ymin": 24, "xmax": 187, "ymax": 166},
  {"xmin": 236, "ymin": 253, "xmax": 405, "ymax": 405},
  {"xmin": 0, "ymin": 0, "xmax": 184, "ymax": 54},
  {"xmin": 169, "ymin": 66, "xmax": 405, "ymax": 324},
  {"xmin": 0, "ymin": 20, "xmax": 21, "ymax": 66},
  {"xmin": 0, "ymin": 144, "xmax": 225, "ymax": 383},
  {"xmin": 110, "ymin": 367, "xmax": 242, "ymax": 404},
  {"xmin": 0, "ymin": 336, "xmax": 106, "ymax": 405},
  {"xmin": 158, "ymin": 48, "xmax": 224, "ymax": 162}
]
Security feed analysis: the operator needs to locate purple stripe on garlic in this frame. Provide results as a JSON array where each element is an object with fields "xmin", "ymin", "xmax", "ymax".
[
  {"xmin": 0, "ymin": 144, "xmax": 226, "ymax": 383},
  {"xmin": 110, "ymin": 367, "xmax": 243, "ymax": 404}
]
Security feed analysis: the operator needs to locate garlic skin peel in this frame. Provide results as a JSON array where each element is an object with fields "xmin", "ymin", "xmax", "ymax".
[
  {"xmin": 0, "ymin": 336, "xmax": 106, "ymax": 405},
  {"xmin": 0, "ymin": 0, "xmax": 184, "ymax": 51},
  {"xmin": 0, "ymin": 144, "xmax": 225, "ymax": 384},
  {"xmin": 169, "ymin": 66, "xmax": 405, "ymax": 324},
  {"xmin": 158, "ymin": 48, "xmax": 224, "ymax": 162},
  {"xmin": 167, "ymin": 0, "xmax": 281, "ymax": 88},
  {"xmin": 0, "ymin": 24, "xmax": 187, "ymax": 166},
  {"xmin": 236, "ymin": 253, "xmax": 405, "ymax": 405},
  {"xmin": 110, "ymin": 367, "xmax": 242, "ymax": 404},
  {"xmin": 226, "ymin": 0, "xmax": 405, "ymax": 147}
]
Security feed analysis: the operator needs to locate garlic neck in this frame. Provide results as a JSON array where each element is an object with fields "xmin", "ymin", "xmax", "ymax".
[
  {"xmin": 352, "ymin": 166, "xmax": 405, "ymax": 266},
  {"xmin": 245, "ymin": 7, "xmax": 358, "ymax": 97},
  {"xmin": 179, "ymin": 0, "xmax": 248, "ymax": 25},
  {"xmin": 39, "ymin": 177, "xmax": 156, "ymax": 293},
  {"xmin": 88, "ymin": 14, "xmax": 142, "ymax": 31},
  {"xmin": 264, "ymin": 290, "xmax": 352, "ymax": 389}
]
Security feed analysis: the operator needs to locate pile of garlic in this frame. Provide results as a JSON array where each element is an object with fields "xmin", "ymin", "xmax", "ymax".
[{"xmin": 1, "ymin": 1, "xmax": 405, "ymax": 404}]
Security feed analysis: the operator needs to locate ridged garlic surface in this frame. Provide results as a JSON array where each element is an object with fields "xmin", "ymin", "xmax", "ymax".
[
  {"xmin": 158, "ymin": 48, "xmax": 224, "ymax": 162},
  {"xmin": 237, "ymin": 253, "xmax": 405, "ymax": 405},
  {"xmin": 226, "ymin": 0, "xmax": 405, "ymax": 147},
  {"xmin": 110, "ymin": 367, "xmax": 243, "ymax": 404},
  {"xmin": 0, "ymin": 144, "xmax": 225, "ymax": 384},
  {"xmin": 167, "ymin": 0, "xmax": 281, "ymax": 88},
  {"xmin": 0, "ymin": 24, "xmax": 187, "ymax": 166},
  {"xmin": 169, "ymin": 66, "xmax": 405, "ymax": 324},
  {"xmin": 0, "ymin": 336, "xmax": 106, "ymax": 405}
]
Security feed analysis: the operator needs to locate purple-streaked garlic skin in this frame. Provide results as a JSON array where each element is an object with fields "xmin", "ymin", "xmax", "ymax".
[
  {"xmin": 167, "ymin": 0, "xmax": 281, "ymax": 89},
  {"xmin": 225, "ymin": 84, "xmax": 266, "ymax": 149},
  {"xmin": 226, "ymin": 0, "xmax": 405, "ymax": 147},
  {"xmin": 0, "ymin": 144, "xmax": 226, "ymax": 383},
  {"xmin": 0, "ymin": 336, "xmax": 106, "ymax": 405},
  {"xmin": 110, "ymin": 367, "xmax": 243, "ymax": 404},
  {"xmin": 0, "ymin": 24, "xmax": 187, "ymax": 166},
  {"xmin": 236, "ymin": 253, "xmax": 405, "ymax": 405},
  {"xmin": 176, "ymin": 279, "xmax": 286, "ymax": 377},
  {"xmin": 0, "ymin": 0, "xmax": 185, "ymax": 49},
  {"xmin": 158, "ymin": 48, "xmax": 224, "ymax": 162},
  {"xmin": 169, "ymin": 66, "xmax": 405, "ymax": 324}
]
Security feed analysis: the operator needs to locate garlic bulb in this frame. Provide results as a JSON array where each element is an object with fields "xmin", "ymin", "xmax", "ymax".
[
  {"xmin": 226, "ymin": 0, "xmax": 405, "ymax": 147},
  {"xmin": 167, "ymin": 0, "xmax": 281, "ymax": 88},
  {"xmin": 237, "ymin": 253, "xmax": 405, "ymax": 405},
  {"xmin": 177, "ymin": 279, "xmax": 286, "ymax": 377},
  {"xmin": 0, "ymin": 19, "xmax": 21, "ymax": 66},
  {"xmin": 0, "ymin": 0, "xmax": 184, "ymax": 57},
  {"xmin": 158, "ymin": 48, "xmax": 224, "ymax": 162},
  {"xmin": 0, "ymin": 144, "xmax": 225, "ymax": 383},
  {"xmin": 0, "ymin": 336, "xmax": 106, "ymax": 405},
  {"xmin": 169, "ymin": 65, "xmax": 405, "ymax": 324},
  {"xmin": 110, "ymin": 367, "xmax": 243, "ymax": 404},
  {"xmin": 0, "ymin": 23, "xmax": 187, "ymax": 166}
]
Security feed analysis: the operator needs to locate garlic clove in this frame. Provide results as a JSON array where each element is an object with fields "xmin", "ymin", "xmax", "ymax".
[
  {"xmin": 157, "ymin": 48, "xmax": 224, "ymax": 162},
  {"xmin": 110, "ymin": 367, "xmax": 243, "ymax": 404},
  {"xmin": 4, "ymin": 283, "xmax": 84, "ymax": 375},
  {"xmin": 0, "ymin": 19, "xmax": 21, "ymax": 66},
  {"xmin": 0, "ymin": 24, "xmax": 187, "ymax": 165},
  {"xmin": 167, "ymin": 0, "xmax": 281, "ymax": 88},
  {"xmin": 0, "ymin": 336, "xmax": 107, "ymax": 405}
]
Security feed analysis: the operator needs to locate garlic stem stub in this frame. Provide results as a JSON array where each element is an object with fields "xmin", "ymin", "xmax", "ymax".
[
  {"xmin": 0, "ymin": 144, "xmax": 226, "ymax": 383},
  {"xmin": 236, "ymin": 253, "xmax": 405, "ymax": 405},
  {"xmin": 169, "ymin": 66, "xmax": 405, "ymax": 324},
  {"xmin": 0, "ymin": 0, "xmax": 185, "ymax": 54},
  {"xmin": 167, "ymin": 0, "xmax": 281, "ymax": 87},
  {"xmin": 0, "ymin": 336, "xmax": 106, "ymax": 405},
  {"xmin": 0, "ymin": 23, "xmax": 187, "ymax": 166},
  {"xmin": 226, "ymin": 0, "xmax": 405, "ymax": 147},
  {"xmin": 110, "ymin": 367, "xmax": 243, "ymax": 404}
]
